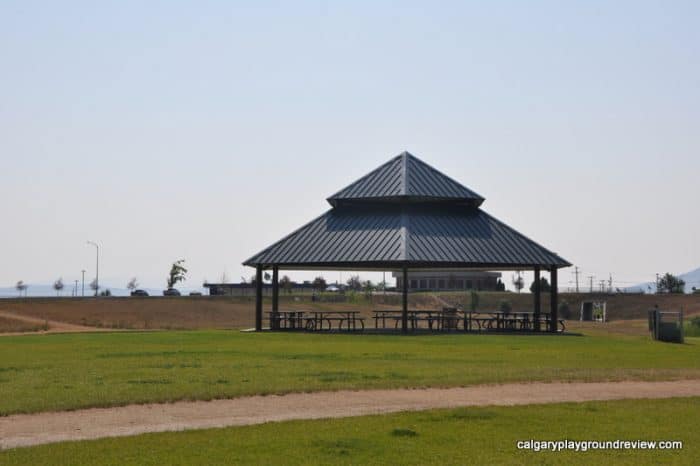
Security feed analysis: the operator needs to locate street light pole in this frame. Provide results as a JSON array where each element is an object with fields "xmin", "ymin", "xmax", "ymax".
[
  {"xmin": 81, "ymin": 270, "xmax": 85, "ymax": 297},
  {"xmin": 86, "ymin": 241, "xmax": 99, "ymax": 296}
]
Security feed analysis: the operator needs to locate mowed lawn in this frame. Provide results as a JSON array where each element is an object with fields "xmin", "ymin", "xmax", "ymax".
[
  {"xmin": 1, "ymin": 331, "xmax": 700, "ymax": 415},
  {"xmin": 2, "ymin": 398, "xmax": 698, "ymax": 465}
]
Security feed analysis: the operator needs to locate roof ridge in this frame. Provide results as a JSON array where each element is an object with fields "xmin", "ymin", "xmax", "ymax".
[
  {"xmin": 400, "ymin": 151, "xmax": 409, "ymax": 196},
  {"xmin": 327, "ymin": 151, "xmax": 485, "ymax": 207}
]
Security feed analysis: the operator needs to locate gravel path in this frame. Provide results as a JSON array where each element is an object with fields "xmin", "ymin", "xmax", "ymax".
[{"xmin": 2, "ymin": 379, "xmax": 699, "ymax": 450}]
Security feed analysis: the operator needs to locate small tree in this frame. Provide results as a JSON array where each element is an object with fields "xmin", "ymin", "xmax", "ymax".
[
  {"xmin": 16, "ymin": 280, "xmax": 27, "ymax": 297},
  {"xmin": 280, "ymin": 275, "xmax": 292, "ymax": 294},
  {"xmin": 89, "ymin": 278, "xmax": 99, "ymax": 295},
  {"xmin": 529, "ymin": 277, "xmax": 551, "ymax": 293},
  {"xmin": 362, "ymin": 280, "xmax": 374, "ymax": 298},
  {"xmin": 167, "ymin": 259, "xmax": 188, "ymax": 289},
  {"xmin": 656, "ymin": 273, "xmax": 685, "ymax": 294},
  {"xmin": 495, "ymin": 278, "xmax": 506, "ymax": 292},
  {"xmin": 346, "ymin": 275, "xmax": 362, "ymax": 291},
  {"xmin": 376, "ymin": 280, "xmax": 387, "ymax": 292},
  {"xmin": 312, "ymin": 276, "xmax": 327, "ymax": 292},
  {"xmin": 127, "ymin": 277, "xmax": 139, "ymax": 292},
  {"xmin": 264, "ymin": 272, "xmax": 271, "ymax": 283},
  {"xmin": 511, "ymin": 273, "xmax": 524, "ymax": 293},
  {"xmin": 558, "ymin": 301, "xmax": 572, "ymax": 319},
  {"xmin": 469, "ymin": 290, "xmax": 479, "ymax": 312},
  {"xmin": 498, "ymin": 300, "xmax": 512, "ymax": 314},
  {"xmin": 53, "ymin": 278, "xmax": 64, "ymax": 296},
  {"xmin": 99, "ymin": 289, "xmax": 112, "ymax": 297}
]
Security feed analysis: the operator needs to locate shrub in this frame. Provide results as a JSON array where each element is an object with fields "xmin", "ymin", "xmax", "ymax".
[
  {"xmin": 470, "ymin": 290, "xmax": 479, "ymax": 312},
  {"xmin": 498, "ymin": 300, "xmax": 512, "ymax": 314},
  {"xmin": 558, "ymin": 301, "xmax": 572, "ymax": 319},
  {"xmin": 685, "ymin": 317, "xmax": 700, "ymax": 337}
]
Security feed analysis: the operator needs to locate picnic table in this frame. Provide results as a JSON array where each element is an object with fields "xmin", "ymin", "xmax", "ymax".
[
  {"xmin": 464, "ymin": 311, "xmax": 564, "ymax": 332},
  {"xmin": 304, "ymin": 311, "xmax": 365, "ymax": 331},
  {"xmin": 267, "ymin": 311, "xmax": 305, "ymax": 330},
  {"xmin": 372, "ymin": 309, "xmax": 461, "ymax": 331}
]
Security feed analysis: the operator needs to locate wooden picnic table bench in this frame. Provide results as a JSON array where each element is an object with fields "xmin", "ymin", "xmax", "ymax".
[
  {"xmin": 463, "ymin": 311, "xmax": 565, "ymax": 332},
  {"xmin": 304, "ymin": 311, "xmax": 365, "ymax": 332},
  {"xmin": 372, "ymin": 309, "xmax": 462, "ymax": 331},
  {"xmin": 267, "ymin": 311, "xmax": 305, "ymax": 330}
]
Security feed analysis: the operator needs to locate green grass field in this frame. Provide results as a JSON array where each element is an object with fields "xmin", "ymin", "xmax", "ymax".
[
  {"xmin": 1, "ymin": 330, "xmax": 699, "ymax": 415},
  {"xmin": 2, "ymin": 397, "xmax": 697, "ymax": 465}
]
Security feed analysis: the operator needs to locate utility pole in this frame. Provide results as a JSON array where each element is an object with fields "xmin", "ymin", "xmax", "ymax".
[
  {"xmin": 573, "ymin": 266, "xmax": 580, "ymax": 293},
  {"xmin": 608, "ymin": 273, "xmax": 613, "ymax": 293},
  {"xmin": 599, "ymin": 280, "xmax": 606, "ymax": 293},
  {"xmin": 74, "ymin": 280, "xmax": 78, "ymax": 297},
  {"xmin": 588, "ymin": 275, "xmax": 594, "ymax": 293},
  {"xmin": 81, "ymin": 270, "xmax": 85, "ymax": 297}
]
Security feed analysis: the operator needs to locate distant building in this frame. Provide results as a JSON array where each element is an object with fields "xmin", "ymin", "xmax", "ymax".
[
  {"xmin": 393, "ymin": 271, "xmax": 502, "ymax": 291},
  {"xmin": 203, "ymin": 281, "xmax": 316, "ymax": 296}
]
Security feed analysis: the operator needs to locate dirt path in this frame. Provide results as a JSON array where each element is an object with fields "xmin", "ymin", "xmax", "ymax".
[
  {"xmin": 2, "ymin": 380, "xmax": 699, "ymax": 450},
  {"xmin": 0, "ymin": 310, "xmax": 108, "ymax": 335}
]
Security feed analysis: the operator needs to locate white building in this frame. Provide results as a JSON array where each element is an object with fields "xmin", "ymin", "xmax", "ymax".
[{"xmin": 393, "ymin": 270, "xmax": 502, "ymax": 291}]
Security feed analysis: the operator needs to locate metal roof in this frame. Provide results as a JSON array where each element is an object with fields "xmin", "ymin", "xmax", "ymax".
[
  {"xmin": 327, "ymin": 152, "xmax": 484, "ymax": 207},
  {"xmin": 244, "ymin": 204, "xmax": 571, "ymax": 270}
]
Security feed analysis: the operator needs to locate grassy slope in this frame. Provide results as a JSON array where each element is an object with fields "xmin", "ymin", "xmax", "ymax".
[
  {"xmin": 1, "ymin": 292, "xmax": 698, "ymax": 332},
  {"xmin": 2, "ymin": 398, "xmax": 699, "ymax": 465},
  {"xmin": 1, "ymin": 331, "xmax": 699, "ymax": 415},
  {"xmin": 0, "ymin": 316, "xmax": 47, "ymax": 333}
]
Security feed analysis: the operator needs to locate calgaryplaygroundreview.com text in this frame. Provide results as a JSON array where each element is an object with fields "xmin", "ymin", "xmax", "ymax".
[{"xmin": 516, "ymin": 439, "xmax": 683, "ymax": 452}]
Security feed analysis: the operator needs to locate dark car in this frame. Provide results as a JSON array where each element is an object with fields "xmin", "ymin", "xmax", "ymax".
[
  {"xmin": 163, "ymin": 288, "xmax": 181, "ymax": 296},
  {"xmin": 130, "ymin": 289, "xmax": 149, "ymax": 297},
  {"xmin": 189, "ymin": 291, "xmax": 203, "ymax": 296}
]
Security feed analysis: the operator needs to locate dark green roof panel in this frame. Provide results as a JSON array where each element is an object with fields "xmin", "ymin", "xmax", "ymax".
[
  {"xmin": 327, "ymin": 152, "xmax": 484, "ymax": 206},
  {"xmin": 244, "ymin": 206, "xmax": 569, "ymax": 268}
]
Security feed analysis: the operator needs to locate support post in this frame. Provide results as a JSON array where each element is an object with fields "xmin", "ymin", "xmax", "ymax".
[
  {"xmin": 271, "ymin": 266, "xmax": 279, "ymax": 330},
  {"xmin": 272, "ymin": 266, "xmax": 279, "ymax": 312},
  {"xmin": 550, "ymin": 267, "xmax": 558, "ymax": 332},
  {"xmin": 402, "ymin": 266, "xmax": 408, "ymax": 334},
  {"xmin": 255, "ymin": 265, "xmax": 263, "ymax": 331},
  {"xmin": 533, "ymin": 266, "xmax": 541, "ymax": 332}
]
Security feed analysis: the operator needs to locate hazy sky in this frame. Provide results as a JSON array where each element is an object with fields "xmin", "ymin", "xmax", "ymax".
[{"xmin": 1, "ymin": 1, "xmax": 698, "ymax": 292}]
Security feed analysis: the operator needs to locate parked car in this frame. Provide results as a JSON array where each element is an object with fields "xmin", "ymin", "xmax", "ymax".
[
  {"xmin": 163, "ymin": 288, "xmax": 181, "ymax": 296},
  {"xmin": 130, "ymin": 289, "xmax": 149, "ymax": 297},
  {"xmin": 189, "ymin": 291, "xmax": 202, "ymax": 296}
]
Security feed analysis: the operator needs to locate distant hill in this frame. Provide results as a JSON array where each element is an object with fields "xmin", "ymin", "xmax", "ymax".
[
  {"xmin": 681, "ymin": 267, "xmax": 700, "ymax": 291},
  {"xmin": 626, "ymin": 267, "xmax": 700, "ymax": 293}
]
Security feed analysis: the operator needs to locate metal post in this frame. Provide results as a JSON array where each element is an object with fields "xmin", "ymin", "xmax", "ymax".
[
  {"xmin": 550, "ymin": 267, "xmax": 558, "ymax": 332},
  {"xmin": 271, "ymin": 266, "xmax": 279, "ymax": 330},
  {"xmin": 402, "ymin": 267, "xmax": 408, "ymax": 333},
  {"xmin": 255, "ymin": 265, "xmax": 263, "ymax": 331},
  {"xmin": 533, "ymin": 266, "xmax": 541, "ymax": 332},
  {"xmin": 272, "ymin": 266, "xmax": 279, "ymax": 312},
  {"xmin": 81, "ymin": 270, "xmax": 85, "ymax": 297}
]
